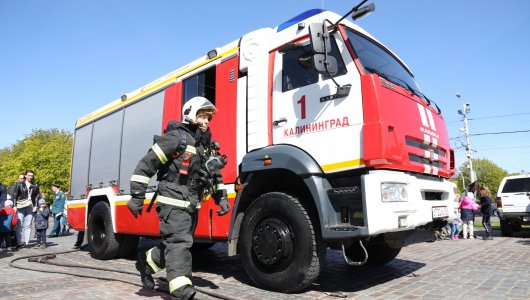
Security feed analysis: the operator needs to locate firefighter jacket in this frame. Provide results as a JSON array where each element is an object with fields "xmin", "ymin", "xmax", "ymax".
[{"xmin": 129, "ymin": 124, "xmax": 226, "ymax": 211}]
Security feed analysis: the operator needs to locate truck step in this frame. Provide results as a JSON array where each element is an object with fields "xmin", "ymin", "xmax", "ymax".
[
  {"xmin": 329, "ymin": 225, "xmax": 364, "ymax": 231},
  {"xmin": 327, "ymin": 186, "xmax": 360, "ymax": 195}
]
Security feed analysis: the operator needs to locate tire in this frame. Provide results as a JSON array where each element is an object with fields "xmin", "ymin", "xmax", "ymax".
[
  {"xmin": 117, "ymin": 234, "xmax": 140, "ymax": 258},
  {"xmin": 87, "ymin": 201, "xmax": 120, "ymax": 260},
  {"xmin": 500, "ymin": 219, "xmax": 514, "ymax": 237},
  {"xmin": 239, "ymin": 192, "xmax": 324, "ymax": 293},
  {"xmin": 345, "ymin": 241, "xmax": 401, "ymax": 266}
]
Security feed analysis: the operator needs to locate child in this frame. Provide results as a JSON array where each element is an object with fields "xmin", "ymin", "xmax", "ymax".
[
  {"xmin": 479, "ymin": 186, "xmax": 494, "ymax": 240},
  {"xmin": 33, "ymin": 198, "xmax": 50, "ymax": 249},
  {"xmin": 450, "ymin": 214, "xmax": 462, "ymax": 240},
  {"xmin": 0, "ymin": 199, "xmax": 17, "ymax": 250},
  {"xmin": 459, "ymin": 192, "xmax": 479, "ymax": 239}
]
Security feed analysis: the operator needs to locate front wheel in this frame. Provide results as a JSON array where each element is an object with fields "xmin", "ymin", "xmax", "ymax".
[
  {"xmin": 87, "ymin": 201, "xmax": 120, "ymax": 260},
  {"xmin": 239, "ymin": 192, "xmax": 324, "ymax": 293}
]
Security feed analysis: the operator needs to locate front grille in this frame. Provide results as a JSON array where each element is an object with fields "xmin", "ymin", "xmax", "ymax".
[
  {"xmin": 406, "ymin": 138, "xmax": 445, "ymax": 156},
  {"xmin": 406, "ymin": 137, "xmax": 446, "ymax": 169},
  {"xmin": 408, "ymin": 154, "xmax": 445, "ymax": 169}
]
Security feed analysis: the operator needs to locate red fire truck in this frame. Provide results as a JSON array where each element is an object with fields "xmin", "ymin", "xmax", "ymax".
[{"xmin": 68, "ymin": 2, "xmax": 456, "ymax": 293}]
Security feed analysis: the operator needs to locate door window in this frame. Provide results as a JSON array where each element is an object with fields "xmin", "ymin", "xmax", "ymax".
[
  {"xmin": 281, "ymin": 37, "xmax": 347, "ymax": 92},
  {"xmin": 182, "ymin": 67, "xmax": 216, "ymax": 105}
]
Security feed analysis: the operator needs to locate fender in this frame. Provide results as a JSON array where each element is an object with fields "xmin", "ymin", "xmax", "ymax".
[
  {"xmin": 83, "ymin": 187, "xmax": 139, "ymax": 233},
  {"xmin": 84, "ymin": 187, "xmax": 119, "ymax": 232},
  {"xmin": 240, "ymin": 144, "xmax": 322, "ymax": 178},
  {"xmin": 228, "ymin": 145, "xmax": 366, "ymax": 256}
]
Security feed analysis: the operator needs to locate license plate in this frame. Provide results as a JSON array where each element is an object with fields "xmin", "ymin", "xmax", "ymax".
[{"xmin": 432, "ymin": 206, "xmax": 448, "ymax": 219}]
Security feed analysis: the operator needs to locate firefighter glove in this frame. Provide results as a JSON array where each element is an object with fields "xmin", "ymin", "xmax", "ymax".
[
  {"xmin": 127, "ymin": 197, "xmax": 144, "ymax": 218},
  {"xmin": 216, "ymin": 197, "xmax": 231, "ymax": 216},
  {"xmin": 197, "ymin": 168, "xmax": 210, "ymax": 189},
  {"xmin": 204, "ymin": 154, "xmax": 227, "ymax": 174}
]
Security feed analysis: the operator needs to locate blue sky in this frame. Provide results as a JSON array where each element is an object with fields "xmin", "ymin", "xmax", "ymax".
[{"xmin": 1, "ymin": 0, "xmax": 529, "ymax": 175}]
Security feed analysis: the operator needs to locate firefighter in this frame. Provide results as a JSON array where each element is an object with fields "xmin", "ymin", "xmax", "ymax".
[{"xmin": 126, "ymin": 96, "xmax": 231, "ymax": 300}]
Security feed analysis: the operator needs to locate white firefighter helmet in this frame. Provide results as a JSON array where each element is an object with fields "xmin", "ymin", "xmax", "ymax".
[{"xmin": 182, "ymin": 96, "xmax": 217, "ymax": 124}]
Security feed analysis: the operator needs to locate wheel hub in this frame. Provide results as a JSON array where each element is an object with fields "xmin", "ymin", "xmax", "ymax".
[
  {"xmin": 252, "ymin": 218, "xmax": 293, "ymax": 266},
  {"xmin": 92, "ymin": 217, "xmax": 106, "ymax": 243}
]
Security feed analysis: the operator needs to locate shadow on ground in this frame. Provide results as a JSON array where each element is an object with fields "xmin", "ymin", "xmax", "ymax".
[{"xmin": 310, "ymin": 250, "xmax": 425, "ymax": 293}]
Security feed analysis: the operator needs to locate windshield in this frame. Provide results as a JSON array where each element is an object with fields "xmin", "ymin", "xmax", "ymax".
[{"xmin": 344, "ymin": 28, "xmax": 422, "ymax": 93}]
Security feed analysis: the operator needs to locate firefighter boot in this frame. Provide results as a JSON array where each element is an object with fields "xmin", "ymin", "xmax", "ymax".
[
  {"xmin": 136, "ymin": 251, "xmax": 155, "ymax": 289},
  {"xmin": 171, "ymin": 285, "xmax": 196, "ymax": 300}
]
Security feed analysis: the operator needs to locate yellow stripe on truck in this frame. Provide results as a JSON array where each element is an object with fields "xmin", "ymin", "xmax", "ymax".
[
  {"xmin": 76, "ymin": 47, "xmax": 238, "ymax": 128},
  {"xmin": 321, "ymin": 159, "xmax": 364, "ymax": 172},
  {"xmin": 116, "ymin": 199, "xmax": 153, "ymax": 206},
  {"xmin": 68, "ymin": 204, "xmax": 86, "ymax": 209}
]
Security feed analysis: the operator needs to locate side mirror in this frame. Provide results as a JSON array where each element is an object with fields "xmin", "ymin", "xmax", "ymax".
[
  {"xmin": 313, "ymin": 54, "xmax": 338, "ymax": 75},
  {"xmin": 309, "ymin": 23, "xmax": 338, "ymax": 75},
  {"xmin": 308, "ymin": 23, "xmax": 330, "ymax": 54},
  {"xmin": 351, "ymin": 3, "xmax": 375, "ymax": 21}
]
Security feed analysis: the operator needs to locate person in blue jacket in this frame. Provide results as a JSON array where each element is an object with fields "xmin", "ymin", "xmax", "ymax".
[
  {"xmin": 49, "ymin": 183, "xmax": 66, "ymax": 237},
  {"xmin": 33, "ymin": 198, "xmax": 50, "ymax": 248}
]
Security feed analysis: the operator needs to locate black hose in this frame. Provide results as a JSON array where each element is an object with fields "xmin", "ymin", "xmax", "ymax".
[{"xmin": 9, "ymin": 249, "xmax": 238, "ymax": 300}]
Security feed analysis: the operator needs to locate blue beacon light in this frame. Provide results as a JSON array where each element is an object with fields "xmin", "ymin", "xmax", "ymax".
[{"xmin": 276, "ymin": 9, "xmax": 325, "ymax": 32}]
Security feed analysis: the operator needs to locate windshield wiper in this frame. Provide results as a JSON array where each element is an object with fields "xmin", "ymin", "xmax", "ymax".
[
  {"xmin": 413, "ymin": 90, "xmax": 442, "ymax": 114},
  {"xmin": 364, "ymin": 67, "xmax": 441, "ymax": 114},
  {"xmin": 365, "ymin": 67, "xmax": 417, "ymax": 97}
]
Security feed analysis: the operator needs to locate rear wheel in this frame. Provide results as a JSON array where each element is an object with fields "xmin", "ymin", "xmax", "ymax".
[
  {"xmin": 239, "ymin": 192, "xmax": 324, "ymax": 293},
  {"xmin": 500, "ymin": 219, "xmax": 514, "ymax": 237},
  {"xmin": 87, "ymin": 201, "xmax": 120, "ymax": 260},
  {"xmin": 345, "ymin": 241, "xmax": 401, "ymax": 266}
]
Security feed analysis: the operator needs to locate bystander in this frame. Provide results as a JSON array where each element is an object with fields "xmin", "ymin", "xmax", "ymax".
[
  {"xmin": 478, "ymin": 186, "xmax": 494, "ymax": 240},
  {"xmin": 0, "ymin": 182, "xmax": 7, "ymax": 208},
  {"xmin": 49, "ymin": 183, "xmax": 66, "ymax": 238},
  {"xmin": 33, "ymin": 198, "xmax": 50, "ymax": 249},
  {"xmin": 7, "ymin": 174, "xmax": 25, "ymax": 199},
  {"xmin": 13, "ymin": 170, "xmax": 40, "ymax": 248},
  {"xmin": 0, "ymin": 199, "xmax": 17, "ymax": 250}
]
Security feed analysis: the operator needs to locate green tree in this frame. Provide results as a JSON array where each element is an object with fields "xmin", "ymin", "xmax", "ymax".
[
  {"xmin": 457, "ymin": 158, "xmax": 509, "ymax": 196},
  {"xmin": 0, "ymin": 129, "xmax": 72, "ymax": 199}
]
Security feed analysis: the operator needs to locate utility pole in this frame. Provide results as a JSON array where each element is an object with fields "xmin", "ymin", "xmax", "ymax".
[{"xmin": 456, "ymin": 93, "xmax": 476, "ymax": 183}]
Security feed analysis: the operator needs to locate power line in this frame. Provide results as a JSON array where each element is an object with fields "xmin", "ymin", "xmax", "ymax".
[
  {"xmin": 468, "ymin": 112, "xmax": 530, "ymax": 121},
  {"xmin": 454, "ymin": 145, "xmax": 530, "ymax": 151},
  {"xmin": 478, "ymin": 145, "xmax": 530, "ymax": 150},
  {"xmin": 470, "ymin": 129, "xmax": 530, "ymax": 137}
]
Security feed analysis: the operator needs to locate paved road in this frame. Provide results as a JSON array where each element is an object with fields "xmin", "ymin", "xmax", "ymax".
[{"xmin": 1, "ymin": 223, "xmax": 529, "ymax": 299}]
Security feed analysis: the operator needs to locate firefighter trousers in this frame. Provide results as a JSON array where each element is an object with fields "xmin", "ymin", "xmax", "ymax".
[{"xmin": 147, "ymin": 203, "xmax": 197, "ymax": 294}]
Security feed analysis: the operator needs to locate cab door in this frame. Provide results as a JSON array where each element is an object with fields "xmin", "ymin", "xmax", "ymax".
[{"xmin": 271, "ymin": 35, "xmax": 365, "ymax": 173}]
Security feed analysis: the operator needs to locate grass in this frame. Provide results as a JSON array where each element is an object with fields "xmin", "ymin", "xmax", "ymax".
[
  {"xmin": 473, "ymin": 217, "xmax": 500, "ymax": 230},
  {"xmin": 473, "ymin": 216, "xmax": 530, "ymax": 233}
]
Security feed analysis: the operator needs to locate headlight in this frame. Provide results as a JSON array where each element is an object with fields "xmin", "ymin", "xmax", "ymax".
[{"xmin": 381, "ymin": 183, "xmax": 408, "ymax": 202}]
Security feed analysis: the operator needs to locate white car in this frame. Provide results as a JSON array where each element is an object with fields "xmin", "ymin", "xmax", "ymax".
[{"xmin": 496, "ymin": 174, "xmax": 530, "ymax": 236}]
